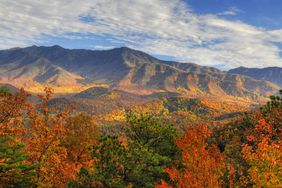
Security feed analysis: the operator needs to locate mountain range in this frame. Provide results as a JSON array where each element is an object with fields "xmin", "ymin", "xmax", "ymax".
[
  {"xmin": 229, "ymin": 66, "xmax": 282, "ymax": 87},
  {"xmin": 0, "ymin": 45, "xmax": 280, "ymax": 101}
]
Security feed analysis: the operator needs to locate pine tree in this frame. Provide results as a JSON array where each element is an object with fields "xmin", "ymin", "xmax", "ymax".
[{"xmin": 0, "ymin": 136, "xmax": 36, "ymax": 188}]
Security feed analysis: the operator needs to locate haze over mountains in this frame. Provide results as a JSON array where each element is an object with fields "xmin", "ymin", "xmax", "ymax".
[{"xmin": 0, "ymin": 45, "xmax": 280, "ymax": 100}]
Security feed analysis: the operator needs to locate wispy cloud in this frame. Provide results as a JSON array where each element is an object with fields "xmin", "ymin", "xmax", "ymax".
[
  {"xmin": 91, "ymin": 45, "xmax": 116, "ymax": 50},
  {"xmin": 217, "ymin": 7, "xmax": 241, "ymax": 16},
  {"xmin": 0, "ymin": 0, "xmax": 281, "ymax": 69}
]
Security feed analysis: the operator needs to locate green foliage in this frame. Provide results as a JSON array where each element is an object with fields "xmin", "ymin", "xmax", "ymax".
[
  {"xmin": 72, "ymin": 114, "xmax": 181, "ymax": 188},
  {"xmin": 126, "ymin": 114, "xmax": 180, "ymax": 166},
  {"xmin": 92, "ymin": 136, "xmax": 128, "ymax": 188},
  {"xmin": 0, "ymin": 136, "xmax": 37, "ymax": 187},
  {"xmin": 0, "ymin": 86, "xmax": 11, "ymax": 96},
  {"xmin": 262, "ymin": 89, "xmax": 282, "ymax": 112},
  {"xmin": 163, "ymin": 97, "xmax": 210, "ymax": 115},
  {"xmin": 126, "ymin": 114, "xmax": 181, "ymax": 187},
  {"xmin": 124, "ymin": 142, "xmax": 169, "ymax": 187},
  {"xmin": 69, "ymin": 136, "xmax": 128, "ymax": 188},
  {"xmin": 125, "ymin": 114, "xmax": 181, "ymax": 187}
]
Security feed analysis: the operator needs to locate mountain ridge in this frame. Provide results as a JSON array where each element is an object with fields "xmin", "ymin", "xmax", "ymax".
[
  {"xmin": 229, "ymin": 66, "xmax": 282, "ymax": 87},
  {"xmin": 0, "ymin": 45, "xmax": 280, "ymax": 100}
]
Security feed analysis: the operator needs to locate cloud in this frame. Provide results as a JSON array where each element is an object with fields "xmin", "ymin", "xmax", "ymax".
[
  {"xmin": 91, "ymin": 45, "xmax": 116, "ymax": 50},
  {"xmin": 217, "ymin": 7, "xmax": 241, "ymax": 16},
  {"xmin": 0, "ymin": 0, "xmax": 281, "ymax": 69}
]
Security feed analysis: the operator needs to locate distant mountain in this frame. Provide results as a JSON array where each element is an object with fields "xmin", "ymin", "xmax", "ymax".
[
  {"xmin": 229, "ymin": 67, "xmax": 282, "ymax": 87},
  {"xmin": 0, "ymin": 45, "xmax": 279, "ymax": 100}
]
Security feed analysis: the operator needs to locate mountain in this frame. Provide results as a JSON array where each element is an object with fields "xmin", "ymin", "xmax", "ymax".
[
  {"xmin": 0, "ymin": 45, "xmax": 279, "ymax": 100},
  {"xmin": 0, "ymin": 57, "xmax": 83, "ymax": 87},
  {"xmin": 229, "ymin": 67, "xmax": 282, "ymax": 87}
]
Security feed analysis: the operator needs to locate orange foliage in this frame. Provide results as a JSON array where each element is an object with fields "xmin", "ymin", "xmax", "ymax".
[
  {"xmin": 242, "ymin": 118, "xmax": 282, "ymax": 187},
  {"xmin": 63, "ymin": 113, "xmax": 99, "ymax": 171},
  {"xmin": 157, "ymin": 124, "xmax": 227, "ymax": 188},
  {"xmin": 0, "ymin": 89, "xmax": 30, "ymax": 137},
  {"xmin": 155, "ymin": 180, "xmax": 173, "ymax": 188},
  {"xmin": 200, "ymin": 97, "xmax": 250, "ymax": 116},
  {"xmin": 21, "ymin": 88, "xmax": 75, "ymax": 187},
  {"xmin": 0, "ymin": 88, "xmax": 99, "ymax": 187}
]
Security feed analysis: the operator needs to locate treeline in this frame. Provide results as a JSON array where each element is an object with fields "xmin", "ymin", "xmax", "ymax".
[{"xmin": 0, "ymin": 88, "xmax": 281, "ymax": 187}]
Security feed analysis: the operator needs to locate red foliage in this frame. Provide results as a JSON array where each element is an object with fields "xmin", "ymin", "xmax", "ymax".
[
  {"xmin": 242, "ymin": 118, "xmax": 282, "ymax": 187},
  {"xmin": 157, "ymin": 124, "xmax": 227, "ymax": 188}
]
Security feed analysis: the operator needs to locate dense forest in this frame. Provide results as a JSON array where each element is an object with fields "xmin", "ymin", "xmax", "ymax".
[{"xmin": 0, "ymin": 87, "xmax": 281, "ymax": 188}]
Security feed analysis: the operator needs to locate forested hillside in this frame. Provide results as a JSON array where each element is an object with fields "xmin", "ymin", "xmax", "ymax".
[{"xmin": 0, "ymin": 87, "xmax": 281, "ymax": 187}]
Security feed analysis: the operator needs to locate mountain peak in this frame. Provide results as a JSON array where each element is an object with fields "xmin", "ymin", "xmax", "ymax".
[
  {"xmin": 50, "ymin": 45, "xmax": 64, "ymax": 49},
  {"xmin": 112, "ymin": 46, "xmax": 140, "ymax": 54},
  {"xmin": 118, "ymin": 46, "xmax": 131, "ymax": 50}
]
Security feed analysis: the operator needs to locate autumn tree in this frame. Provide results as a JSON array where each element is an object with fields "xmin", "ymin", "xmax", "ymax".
[
  {"xmin": 0, "ymin": 87, "xmax": 100, "ymax": 187},
  {"xmin": 210, "ymin": 90, "xmax": 282, "ymax": 186},
  {"xmin": 242, "ymin": 118, "xmax": 282, "ymax": 187},
  {"xmin": 0, "ymin": 88, "xmax": 37, "ymax": 187},
  {"xmin": 157, "ymin": 124, "xmax": 227, "ymax": 188},
  {"xmin": 0, "ymin": 88, "xmax": 30, "ymax": 134},
  {"xmin": 22, "ymin": 88, "xmax": 75, "ymax": 187},
  {"xmin": 63, "ymin": 113, "xmax": 99, "ymax": 173}
]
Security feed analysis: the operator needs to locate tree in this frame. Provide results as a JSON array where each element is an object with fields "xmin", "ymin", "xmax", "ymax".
[
  {"xmin": 126, "ymin": 114, "xmax": 180, "ymax": 164},
  {"xmin": 69, "ymin": 136, "xmax": 128, "ymax": 188},
  {"xmin": 0, "ymin": 87, "xmax": 100, "ymax": 187},
  {"xmin": 242, "ymin": 119, "xmax": 282, "ymax": 187},
  {"xmin": 210, "ymin": 90, "xmax": 282, "ymax": 186},
  {"xmin": 63, "ymin": 113, "xmax": 99, "ymax": 172},
  {"xmin": 92, "ymin": 136, "xmax": 128, "ymax": 187},
  {"xmin": 0, "ymin": 89, "xmax": 30, "ymax": 131},
  {"xmin": 157, "ymin": 124, "xmax": 227, "ymax": 188},
  {"xmin": 0, "ymin": 88, "xmax": 36, "ymax": 187},
  {"xmin": 71, "ymin": 114, "xmax": 180, "ymax": 188},
  {"xmin": 23, "ymin": 88, "xmax": 75, "ymax": 187},
  {"xmin": 262, "ymin": 89, "xmax": 282, "ymax": 112},
  {"xmin": 124, "ymin": 114, "xmax": 181, "ymax": 187},
  {"xmin": 0, "ymin": 136, "xmax": 36, "ymax": 188}
]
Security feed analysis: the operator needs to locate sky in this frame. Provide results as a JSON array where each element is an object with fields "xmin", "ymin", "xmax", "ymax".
[{"xmin": 0, "ymin": 0, "xmax": 282, "ymax": 70}]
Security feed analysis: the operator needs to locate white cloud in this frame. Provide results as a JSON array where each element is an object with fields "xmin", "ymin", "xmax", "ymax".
[
  {"xmin": 91, "ymin": 45, "xmax": 116, "ymax": 50},
  {"xmin": 217, "ymin": 7, "xmax": 241, "ymax": 16},
  {"xmin": 0, "ymin": 0, "xmax": 281, "ymax": 69}
]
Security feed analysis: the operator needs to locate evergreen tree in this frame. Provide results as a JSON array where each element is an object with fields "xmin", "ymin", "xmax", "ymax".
[
  {"xmin": 0, "ymin": 136, "xmax": 36, "ymax": 187},
  {"xmin": 124, "ymin": 114, "xmax": 181, "ymax": 187},
  {"xmin": 0, "ymin": 86, "xmax": 11, "ymax": 96},
  {"xmin": 71, "ymin": 114, "xmax": 180, "ymax": 188}
]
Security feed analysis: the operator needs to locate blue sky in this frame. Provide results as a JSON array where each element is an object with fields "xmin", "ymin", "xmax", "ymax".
[
  {"xmin": 0, "ymin": 0, "xmax": 281, "ymax": 69},
  {"xmin": 187, "ymin": 0, "xmax": 282, "ymax": 29}
]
